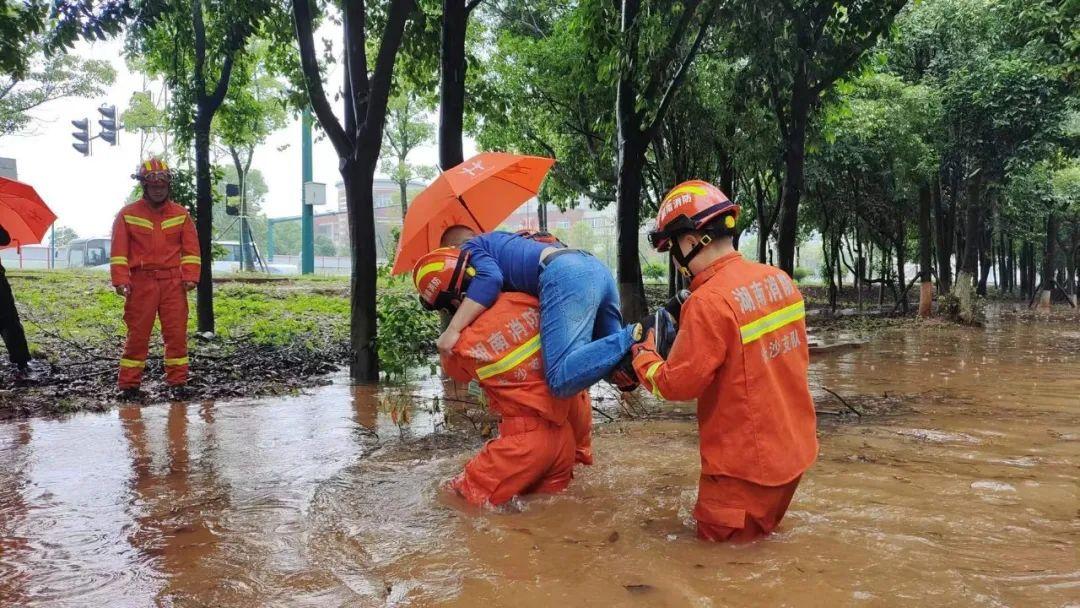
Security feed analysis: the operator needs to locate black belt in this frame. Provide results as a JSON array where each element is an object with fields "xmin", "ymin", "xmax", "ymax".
[{"xmin": 539, "ymin": 248, "xmax": 589, "ymax": 272}]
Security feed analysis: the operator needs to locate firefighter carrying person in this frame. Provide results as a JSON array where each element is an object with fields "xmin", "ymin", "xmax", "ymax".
[
  {"xmin": 110, "ymin": 158, "xmax": 201, "ymax": 399},
  {"xmin": 631, "ymin": 180, "xmax": 818, "ymax": 542},
  {"xmin": 414, "ymin": 247, "xmax": 593, "ymax": 507},
  {"xmin": 434, "ymin": 225, "xmax": 645, "ymax": 397}
]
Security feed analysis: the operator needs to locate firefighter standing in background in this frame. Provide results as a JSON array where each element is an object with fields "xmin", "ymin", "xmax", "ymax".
[{"xmin": 110, "ymin": 159, "xmax": 201, "ymax": 397}]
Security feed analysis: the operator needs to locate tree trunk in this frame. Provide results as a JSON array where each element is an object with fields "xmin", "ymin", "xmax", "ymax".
[
  {"xmin": 438, "ymin": 0, "xmax": 466, "ymax": 171},
  {"xmin": 776, "ymin": 85, "xmax": 810, "ymax": 277},
  {"xmin": 918, "ymin": 182, "xmax": 933, "ymax": 316},
  {"xmin": 933, "ymin": 175, "xmax": 953, "ymax": 292},
  {"xmin": 615, "ymin": 142, "xmax": 648, "ymax": 321},
  {"xmin": 1039, "ymin": 211, "xmax": 1057, "ymax": 310},
  {"xmin": 193, "ymin": 117, "xmax": 215, "ymax": 334},
  {"xmin": 342, "ymin": 159, "xmax": 380, "ymax": 380},
  {"xmin": 977, "ymin": 206, "xmax": 992, "ymax": 296},
  {"xmin": 755, "ymin": 177, "xmax": 769, "ymax": 263},
  {"xmin": 951, "ymin": 174, "xmax": 981, "ymax": 323},
  {"xmin": 399, "ymin": 179, "xmax": 408, "ymax": 220}
]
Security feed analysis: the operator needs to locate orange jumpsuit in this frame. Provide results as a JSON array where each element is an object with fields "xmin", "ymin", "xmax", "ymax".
[
  {"xmin": 110, "ymin": 199, "xmax": 201, "ymax": 388},
  {"xmin": 632, "ymin": 252, "xmax": 818, "ymax": 542},
  {"xmin": 441, "ymin": 292, "xmax": 592, "ymax": 506}
]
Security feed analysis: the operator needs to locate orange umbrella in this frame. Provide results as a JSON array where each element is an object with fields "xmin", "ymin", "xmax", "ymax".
[
  {"xmin": 391, "ymin": 152, "xmax": 556, "ymax": 275},
  {"xmin": 0, "ymin": 177, "xmax": 57, "ymax": 249}
]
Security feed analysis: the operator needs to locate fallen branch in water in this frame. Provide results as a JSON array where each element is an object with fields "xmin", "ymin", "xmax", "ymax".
[
  {"xmin": 592, "ymin": 406, "xmax": 614, "ymax": 422},
  {"xmin": 820, "ymin": 386, "xmax": 863, "ymax": 417}
]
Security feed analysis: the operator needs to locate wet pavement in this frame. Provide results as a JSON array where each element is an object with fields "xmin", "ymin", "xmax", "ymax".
[{"xmin": 1, "ymin": 306, "xmax": 1077, "ymax": 607}]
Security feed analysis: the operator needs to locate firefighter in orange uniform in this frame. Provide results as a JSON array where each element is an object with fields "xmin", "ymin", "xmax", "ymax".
[
  {"xmin": 414, "ymin": 248, "xmax": 592, "ymax": 506},
  {"xmin": 632, "ymin": 180, "xmax": 818, "ymax": 542},
  {"xmin": 110, "ymin": 159, "xmax": 200, "ymax": 397}
]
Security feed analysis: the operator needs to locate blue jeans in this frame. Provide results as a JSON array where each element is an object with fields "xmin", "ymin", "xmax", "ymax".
[{"xmin": 538, "ymin": 251, "xmax": 635, "ymax": 398}]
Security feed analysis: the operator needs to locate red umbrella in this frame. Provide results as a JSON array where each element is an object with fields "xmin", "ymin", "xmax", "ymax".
[
  {"xmin": 391, "ymin": 152, "xmax": 556, "ymax": 275},
  {"xmin": 0, "ymin": 177, "xmax": 57, "ymax": 249}
]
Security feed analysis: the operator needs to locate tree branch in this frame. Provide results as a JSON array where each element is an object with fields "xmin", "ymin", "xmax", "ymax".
[
  {"xmin": 465, "ymin": 0, "xmax": 485, "ymax": 15},
  {"xmin": 192, "ymin": 0, "xmax": 207, "ymax": 99},
  {"xmin": 292, "ymin": 0, "xmax": 350, "ymax": 155},
  {"xmin": 640, "ymin": 0, "xmax": 704, "ymax": 102},
  {"xmin": 810, "ymin": 0, "xmax": 907, "ymax": 96},
  {"xmin": 360, "ymin": 0, "xmax": 415, "ymax": 142},
  {"xmin": 343, "ymin": 0, "xmax": 370, "ymax": 135},
  {"xmin": 644, "ymin": 0, "xmax": 718, "ymax": 140},
  {"xmin": 206, "ymin": 54, "xmax": 235, "ymax": 112}
]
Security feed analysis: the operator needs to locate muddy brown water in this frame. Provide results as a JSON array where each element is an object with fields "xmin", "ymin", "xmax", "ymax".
[{"xmin": 1, "ymin": 306, "xmax": 1077, "ymax": 607}]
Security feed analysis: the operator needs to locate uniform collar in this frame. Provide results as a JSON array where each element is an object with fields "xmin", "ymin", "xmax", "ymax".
[
  {"xmin": 689, "ymin": 251, "xmax": 742, "ymax": 291},
  {"xmin": 137, "ymin": 198, "xmax": 172, "ymax": 215}
]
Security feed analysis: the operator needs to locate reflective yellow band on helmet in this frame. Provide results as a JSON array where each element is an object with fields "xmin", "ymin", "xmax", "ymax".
[
  {"xmin": 739, "ymin": 301, "xmax": 805, "ymax": 345},
  {"xmin": 164, "ymin": 357, "xmax": 189, "ymax": 366},
  {"xmin": 476, "ymin": 334, "xmax": 541, "ymax": 380},
  {"xmin": 110, "ymin": 256, "xmax": 128, "ymax": 265},
  {"xmin": 161, "ymin": 215, "xmax": 187, "ymax": 230},
  {"xmin": 663, "ymin": 184, "xmax": 708, "ymax": 203},
  {"xmin": 644, "ymin": 361, "xmax": 665, "ymax": 400},
  {"xmin": 180, "ymin": 256, "xmax": 201, "ymax": 265},
  {"xmin": 119, "ymin": 358, "xmax": 146, "ymax": 369},
  {"xmin": 124, "ymin": 215, "xmax": 154, "ymax": 229},
  {"xmin": 414, "ymin": 261, "xmax": 445, "ymax": 289}
]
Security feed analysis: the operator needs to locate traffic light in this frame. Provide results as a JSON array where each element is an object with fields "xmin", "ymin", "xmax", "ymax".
[
  {"xmin": 71, "ymin": 118, "xmax": 90, "ymax": 156},
  {"xmin": 97, "ymin": 105, "xmax": 119, "ymax": 145}
]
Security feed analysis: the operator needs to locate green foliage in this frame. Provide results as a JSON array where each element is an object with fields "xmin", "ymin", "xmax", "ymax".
[
  {"xmin": 51, "ymin": 226, "xmax": 78, "ymax": 248},
  {"xmin": 376, "ymin": 286, "xmax": 440, "ymax": 381},
  {"xmin": 642, "ymin": 261, "xmax": 666, "ymax": 282},
  {"xmin": 0, "ymin": 41, "xmax": 116, "ymax": 138},
  {"xmin": 792, "ymin": 267, "xmax": 812, "ymax": 283},
  {"xmin": 0, "ymin": 1, "xmax": 46, "ymax": 78}
]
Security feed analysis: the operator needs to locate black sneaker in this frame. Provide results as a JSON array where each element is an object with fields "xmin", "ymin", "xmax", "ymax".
[{"xmin": 13, "ymin": 363, "xmax": 35, "ymax": 384}]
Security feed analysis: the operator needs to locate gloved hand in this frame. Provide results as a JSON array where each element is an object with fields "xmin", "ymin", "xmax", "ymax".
[{"xmin": 631, "ymin": 327, "xmax": 657, "ymax": 360}]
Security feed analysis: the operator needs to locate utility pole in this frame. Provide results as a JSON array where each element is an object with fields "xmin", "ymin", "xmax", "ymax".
[{"xmin": 301, "ymin": 107, "xmax": 314, "ymax": 275}]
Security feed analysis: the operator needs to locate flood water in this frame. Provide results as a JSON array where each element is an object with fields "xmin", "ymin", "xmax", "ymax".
[{"xmin": 1, "ymin": 306, "xmax": 1077, "ymax": 607}]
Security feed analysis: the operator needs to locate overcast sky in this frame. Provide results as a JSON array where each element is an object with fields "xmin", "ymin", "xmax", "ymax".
[{"xmin": 0, "ymin": 30, "xmax": 475, "ymax": 240}]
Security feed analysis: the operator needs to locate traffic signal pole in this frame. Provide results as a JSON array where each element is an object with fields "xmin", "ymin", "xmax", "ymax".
[{"xmin": 301, "ymin": 107, "xmax": 314, "ymax": 275}]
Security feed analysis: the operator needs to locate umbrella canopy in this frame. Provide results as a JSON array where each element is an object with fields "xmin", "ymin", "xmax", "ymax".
[
  {"xmin": 0, "ymin": 177, "xmax": 57, "ymax": 249},
  {"xmin": 391, "ymin": 152, "xmax": 555, "ymax": 275}
]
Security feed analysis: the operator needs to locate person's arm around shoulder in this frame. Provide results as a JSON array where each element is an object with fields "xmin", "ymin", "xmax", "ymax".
[
  {"xmin": 631, "ymin": 295, "xmax": 729, "ymax": 402},
  {"xmin": 436, "ymin": 237, "xmax": 499, "ymax": 356}
]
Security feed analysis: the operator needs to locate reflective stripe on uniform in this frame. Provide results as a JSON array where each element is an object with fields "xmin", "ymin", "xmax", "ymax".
[
  {"xmin": 644, "ymin": 361, "xmax": 665, "ymax": 399},
  {"xmin": 160, "ymin": 215, "xmax": 187, "ymax": 229},
  {"xmin": 164, "ymin": 357, "xmax": 189, "ymax": 366},
  {"xmin": 124, "ymin": 215, "xmax": 154, "ymax": 229},
  {"xmin": 119, "ymin": 358, "xmax": 146, "ymax": 369},
  {"xmin": 476, "ymin": 334, "xmax": 541, "ymax": 380},
  {"xmin": 413, "ymin": 261, "xmax": 445, "ymax": 289},
  {"xmin": 739, "ymin": 301, "xmax": 805, "ymax": 345},
  {"xmin": 180, "ymin": 255, "xmax": 201, "ymax": 265},
  {"xmin": 110, "ymin": 256, "xmax": 128, "ymax": 265}
]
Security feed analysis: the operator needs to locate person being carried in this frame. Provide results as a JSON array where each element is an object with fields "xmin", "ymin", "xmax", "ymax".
[
  {"xmin": 110, "ymin": 158, "xmax": 201, "ymax": 399},
  {"xmin": 0, "ymin": 223, "xmax": 33, "ymax": 381},
  {"xmin": 631, "ymin": 180, "xmax": 818, "ymax": 542},
  {"xmin": 435, "ymin": 225, "xmax": 641, "ymax": 397},
  {"xmin": 415, "ymin": 247, "xmax": 593, "ymax": 506}
]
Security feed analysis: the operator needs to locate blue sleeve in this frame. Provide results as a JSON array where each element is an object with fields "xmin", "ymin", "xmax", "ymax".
[{"xmin": 461, "ymin": 238, "xmax": 502, "ymax": 308}]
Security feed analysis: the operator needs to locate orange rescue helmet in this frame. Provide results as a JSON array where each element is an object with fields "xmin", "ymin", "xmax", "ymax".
[
  {"xmin": 133, "ymin": 158, "xmax": 172, "ymax": 185},
  {"xmin": 412, "ymin": 247, "xmax": 475, "ymax": 312},
  {"xmin": 648, "ymin": 180, "xmax": 739, "ymax": 276},
  {"xmin": 648, "ymin": 180, "xmax": 738, "ymax": 252}
]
